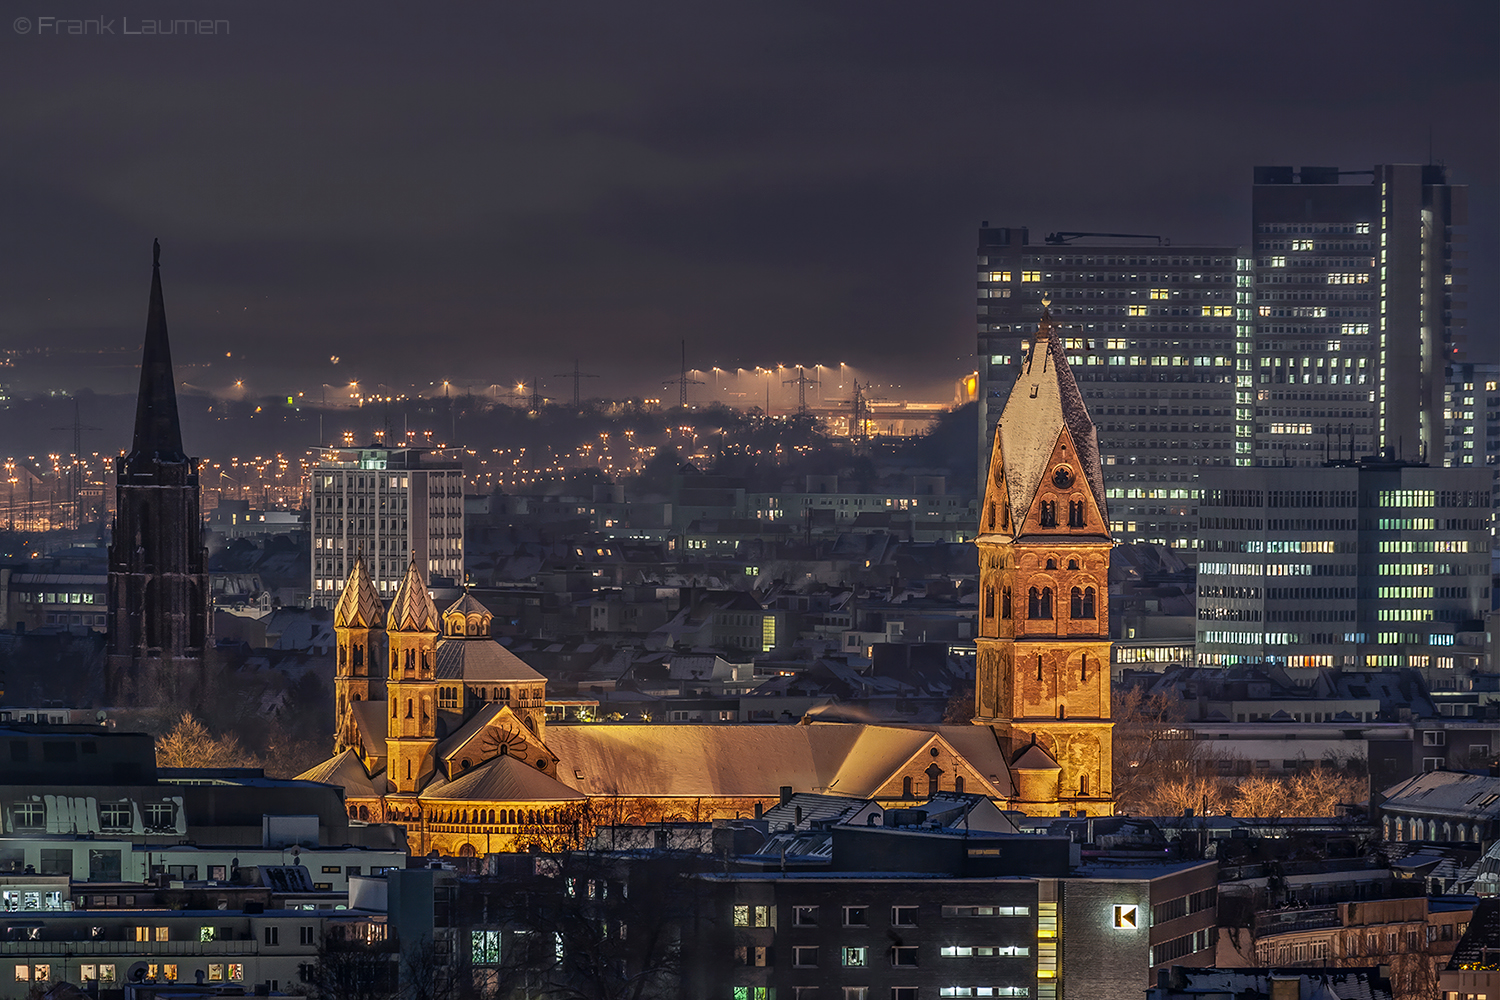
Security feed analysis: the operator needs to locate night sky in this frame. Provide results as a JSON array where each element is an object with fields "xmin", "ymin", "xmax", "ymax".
[{"xmin": 2, "ymin": 1, "xmax": 1496, "ymax": 402}]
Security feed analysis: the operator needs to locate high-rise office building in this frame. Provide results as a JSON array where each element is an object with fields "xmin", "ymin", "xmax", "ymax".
[
  {"xmin": 107, "ymin": 242, "xmax": 208, "ymax": 707},
  {"xmin": 310, "ymin": 445, "xmax": 466, "ymax": 607},
  {"xmin": 976, "ymin": 228, "xmax": 1250, "ymax": 547},
  {"xmin": 1445, "ymin": 362, "xmax": 1500, "ymax": 556},
  {"xmin": 1194, "ymin": 460, "xmax": 1491, "ymax": 673},
  {"xmin": 1250, "ymin": 165, "xmax": 1467, "ymax": 467},
  {"xmin": 978, "ymin": 165, "xmax": 1469, "ymax": 549}
]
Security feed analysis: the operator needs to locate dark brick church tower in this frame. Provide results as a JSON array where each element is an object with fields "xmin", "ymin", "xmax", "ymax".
[{"xmin": 105, "ymin": 241, "xmax": 208, "ymax": 707}]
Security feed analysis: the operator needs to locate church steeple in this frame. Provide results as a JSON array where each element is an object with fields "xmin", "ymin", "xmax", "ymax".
[
  {"xmin": 974, "ymin": 300, "xmax": 1115, "ymax": 817},
  {"xmin": 334, "ymin": 557, "xmax": 385, "ymax": 754},
  {"xmin": 385, "ymin": 555, "xmax": 440, "ymax": 793},
  {"xmin": 106, "ymin": 240, "xmax": 208, "ymax": 708},
  {"xmin": 126, "ymin": 239, "xmax": 186, "ymax": 473}
]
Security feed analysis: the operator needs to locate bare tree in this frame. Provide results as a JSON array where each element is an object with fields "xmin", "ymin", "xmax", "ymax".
[
  {"xmin": 155, "ymin": 712, "xmax": 258, "ymax": 769},
  {"xmin": 478, "ymin": 851, "xmax": 700, "ymax": 1000},
  {"xmin": 301, "ymin": 937, "xmax": 399, "ymax": 1000},
  {"xmin": 1112, "ymin": 686, "xmax": 1230, "ymax": 814}
]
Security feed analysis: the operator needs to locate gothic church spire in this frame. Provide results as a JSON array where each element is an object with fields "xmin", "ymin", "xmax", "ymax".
[{"xmin": 126, "ymin": 238, "xmax": 186, "ymax": 473}]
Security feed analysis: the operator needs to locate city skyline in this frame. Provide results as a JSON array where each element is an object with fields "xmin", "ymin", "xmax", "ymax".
[{"xmin": 1, "ymin": 2, "xmax": 1495, "ymax": 404}]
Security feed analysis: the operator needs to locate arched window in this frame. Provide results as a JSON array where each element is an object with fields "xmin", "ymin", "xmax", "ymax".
[
  {"xmin": 391, "ymin": 698, "xmax": 397, "ymax": 718},
  {"xmin": 1081, "ymin": 653, "xmax": 1088, "ymax": 682},
  {"xmin": 984, "ymin": 588, "xmax": 995, "ymax": 618},
  {"xmin": 353, "ymin": 644, "xmax": 363, "ymax": 667},
  {"xmin": 1039, "ymin": 500, "xmax": 1057, "ymax": 528},
  {"xmin": 954, "ymin": 776, "xmax": 965, "ymax": 793},
  {"xmin": 338, "ymin": 645, "xmax": 347, "ymax": 667},
  {"xmin": 1039, "ymin": 588, "xmax": 1053, "ymax": 619},
  {"xmin": 1070, "ymin": 587, "xmax": 1084, "ymax": 619},
  {"xmin": 1067, "ymin": 558, "xmax": 1079, "ymax": 570},
  {"xmin": 902, "ymin": 776, "xmax": 913, "ymax": 799},
  {"xmin": 1045, "ymin": 557, "xmax": 1057, "ymax": 570},
  {"xmin": 1068, "ymin": 500, "xmax": 1086, "ymax": 528},
  {"xmin": 1079, "ymin": 774, "xmax": 1090, "ymax": 796},
  {"xmin": 405, "ymin": 699, "xmax": 413, "ymax": 719},
  {"xmin": 1001, "ymin": 587, "xmax": 1012, "ymax": 619},
  {"xmin": 1028, "ymin": 588, "xmax": 1040, "ymax": 618},
  {"xmin": 359, "ymin": 806, "xmax": 369, "ymax": 821},
  {"xmin": 987, "ymin": 502, "xmax": 996, "ymax": 530}
]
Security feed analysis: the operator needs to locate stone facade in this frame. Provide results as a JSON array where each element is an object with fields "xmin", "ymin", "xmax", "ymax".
[{"xmin": 975, "ymin": 304, "xmax": 1116, "ymax": 816}]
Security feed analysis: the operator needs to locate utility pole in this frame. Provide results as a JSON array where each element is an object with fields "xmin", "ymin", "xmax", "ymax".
[
  {"xmin": 783, "ymin": 366, "xmax": 821, "ymax": 416},
  {"xmin": 662, "ymin": 341, "xmax": 703, "ymax": 408},
  {"xmin": 51, "ymin": 398, "xmax": 99, "ymax": 530},
  {"xmin": 527, "ymin": 377, "xmax": 550, "ymax": 413},
  {"xmin": 554, "ymin": 360, "xmax": 600, "ymax": 409}
]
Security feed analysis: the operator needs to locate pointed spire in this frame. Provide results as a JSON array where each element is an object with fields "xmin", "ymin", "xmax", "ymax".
[
  {"xmin": 387, "ymin": 555, "xmax": 439, "ymax": 633},
  {"xmin": 991, "ymin": 296, "xmax": 1108, "ymax": 526},
  {"xmin": 125, "ymin": 239, "xmax": 186, "ymax": 472},
  {"xmin": 333, "ymin": 556, "xmax": 385, "ymax": 629}
]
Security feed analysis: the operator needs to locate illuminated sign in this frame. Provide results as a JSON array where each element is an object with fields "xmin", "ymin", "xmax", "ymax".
[{"xmin": 1112, "ymin": 905, "xmax": 1138, "ymax": 929}]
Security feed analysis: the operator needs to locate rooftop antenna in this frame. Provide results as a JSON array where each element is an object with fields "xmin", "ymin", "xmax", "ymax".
[{"xmin": 553, "ymin": 360, "xmax": 600, "ymax": 409}]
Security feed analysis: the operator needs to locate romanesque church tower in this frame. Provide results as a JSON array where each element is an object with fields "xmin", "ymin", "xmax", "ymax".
[
  {"xmin": 385, "ymin": 556, "xmax": 440, "ymax": 793},
  {"xmin": 974, "ymin": 304, "xmax": 1115, "ymax": 817},
  {"xmin": 106, "ymin": 241, "xmax": 208, "ymax": 707},
  {"xmin": 334, "ymin": 557, "xmax": 385, "ymax": 754}
]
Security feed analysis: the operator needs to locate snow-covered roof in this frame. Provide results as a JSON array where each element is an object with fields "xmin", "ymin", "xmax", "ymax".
[
  {"xmin": 422, "ymin": 753, "xmax": 585, "ymax": 803},
  {"xmin": 991, "ymin": 306, "xmax": 1107, "ymax": 525},
  {"xmin": 544, "ymin": 723, "xmax": 1013, "ymax": 799}
]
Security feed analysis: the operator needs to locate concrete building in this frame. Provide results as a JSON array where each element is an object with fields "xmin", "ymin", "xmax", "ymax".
[
  {"xmin": 975, "ymin": 228, "xmax": 1248, "ymax": 547},
  {"xmin": 1194, "ymin": 459, "xmax": 1492, "ymax": 669},
  {"xmin": 310, "ymin": 444, "xmax": 466, "ymax": 605},
  {"xmin": 1251, "ymin": 165, "xmax": 1468, "ymax": 467},
  {"xmin": 1445, "ymin": 362, "xmax": 1500, "ymax": 563}
]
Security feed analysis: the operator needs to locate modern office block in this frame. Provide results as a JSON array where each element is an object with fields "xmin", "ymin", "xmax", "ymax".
[
  {"xmin": 1194, "ymin": 459, "xmax": 1492, "ymax": 672},
  {"xmin": 975, "ymin": 228, "xmax": 1249, "ymax": 547},
  {"xmin": 310, "ymin": 445, "xmax": 466, "ymax": 606},
  {"xmin": 1251, "ymin": 165, "xmax": 1467, "ymax": 467}
]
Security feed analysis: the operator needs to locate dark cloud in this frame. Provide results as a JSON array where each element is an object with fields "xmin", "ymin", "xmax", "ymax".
[{"xmin": 0, "ymin": 0, "xmax": 1494, "ymax": 400}]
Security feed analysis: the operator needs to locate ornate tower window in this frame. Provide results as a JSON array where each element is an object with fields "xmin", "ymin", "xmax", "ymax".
[
  {"xmin": 1069, "ymin": 587, "xmax": 1096, "ymax": 619},
  {"xmin": 1068, "ymin": 500, "xmax": 1086, "ymax": 527},
  {"xmin": 1039, "ymin": 500, "xmax": 1058, "ymax": 527},
  {"xmin": 1028, "ymin": 587, "xmax": 1053, "ymax": 620}
]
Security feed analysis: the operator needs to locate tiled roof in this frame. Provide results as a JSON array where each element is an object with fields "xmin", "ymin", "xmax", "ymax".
[
  {"xmin": 1012, "ymin": 743, "xmax": 1061, "ymax": 770},
  {"xmin": 295, "ymin": 747, "xmax": 381, "ymax": 798},
  {"xmin": 333, "ymin": 557, "xmax": 384, "ymax": 629},
  {"xmin": 544, "ymin": 722, "xmax": 1013, "ymax": 799},
  {"xmin": 1381, "ymin": 770, "xmax": 1500, "ymax": 820},
  {"xmin": 435, "ymin": 638, "xmax": 547, "ymax": 684},
  {"xmin": 421, "ymin": 753, "xmax": 585, "ymax": 803},
  {"xmin": 388, "ymin": 557, "xmax": 439, "ymax": 633},
  {"xmin": 443, "ymin": 591, "xmax": 492, "ymax": 621}
]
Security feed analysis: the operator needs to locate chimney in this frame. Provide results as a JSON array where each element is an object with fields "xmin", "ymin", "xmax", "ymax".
[
  {"xmin": 1268, "ymin": 975, "xmax": 1299, "ymax": 1000},
  {"xmin": 780, "ymin": 786, "xmax": 793, "ymax": 806}
]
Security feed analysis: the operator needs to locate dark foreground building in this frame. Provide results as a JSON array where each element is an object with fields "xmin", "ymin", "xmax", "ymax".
[{"xmin": 105, "ymin": 242, "xmax": 208, "ymax": 707}]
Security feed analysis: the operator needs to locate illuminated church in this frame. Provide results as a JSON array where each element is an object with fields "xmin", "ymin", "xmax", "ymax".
[
  {"xmin": 973, "ymin": 303, "xmax": 1115, "ymax": 816},
  {"xmin": 299, "ymin": 306, "xmax": 1113, "ymax": 851}
]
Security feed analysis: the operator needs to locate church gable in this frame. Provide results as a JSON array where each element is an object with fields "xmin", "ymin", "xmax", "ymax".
[
  {"xmin": 979, "ymin": 425, "xmax": 1013, "ymax": 538},
  {"xmin": 866, "ymin": 734, "xmax": 1007, "ymax": 802},
  {"xmin": 437, "ymin": 704, "xmax": 557, "ymax": 780},
  {"xmin": 1014, "ymin": 426, "xmax": 1108, "ymax": 538}
]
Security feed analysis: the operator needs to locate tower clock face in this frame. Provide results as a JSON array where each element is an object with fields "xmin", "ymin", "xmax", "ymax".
[{"xmin": 1052, "ymin": 466, "xmax": 1074, "ymax": 488}]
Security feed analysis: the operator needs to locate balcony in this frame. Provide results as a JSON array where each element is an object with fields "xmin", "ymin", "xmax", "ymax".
[{"xmin": 1254, "ymin": 906, "xmax": 1340, "ymax": 936}]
